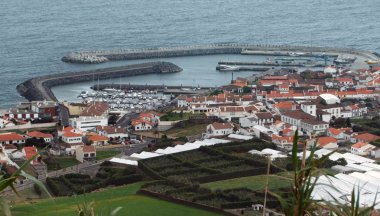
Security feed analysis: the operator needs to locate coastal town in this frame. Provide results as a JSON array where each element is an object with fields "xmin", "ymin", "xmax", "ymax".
[{"xmin": 2, "ymin": 54, "xmax": 380, "ymax": 214}]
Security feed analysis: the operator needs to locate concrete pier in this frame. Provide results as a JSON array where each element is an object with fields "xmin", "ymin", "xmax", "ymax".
[
  {"xmin": 93, "ymin": 84, "xmax": 214, "ymax": 95},
  {"xmin": 62, "ymin": 44, "xmax": 380, "ymax": 64},
  {"xmin": 217, "ymin": 61, "xmax": 325, "ymax": 68},
  {"xmin": 16, "ymin": 62, "xmax": 182, "ymax": 101}
]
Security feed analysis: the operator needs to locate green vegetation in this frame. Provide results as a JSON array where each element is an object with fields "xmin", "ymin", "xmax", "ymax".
[
  {"xmin": 96, "ymin": 150, "xmax": 120, "ymax": 160},
  {"xmin": 166, "ymin": 123, "xmax": 208, "ymax": 137},
  {"xmin": 140, "ymin": 140, "xmax": 275, "ymax": 181},
  {"xmin": 43, "ymin": 157, "xmax": 80, "ymax": 171},
  {"xmin": 202, "ymin": 174, "xmax": 292, "ymax": 191},
  {"xmin": 46, "ymin": 163, "xmax": 143, "ymax": 196},
  {"xmin": 12, "ymin": 182, "xmax": 220, "ymax": 216},
  {"xmin": 142, "ymin": 181, "xmax": 280, "ymax": 210},
  {"xmin": 160, "ymin": 111, "xmax": 198, "ymax": 121},
  {"xmin": 352, "ymin": 117, "xmax": 380, "ymax": 136}
]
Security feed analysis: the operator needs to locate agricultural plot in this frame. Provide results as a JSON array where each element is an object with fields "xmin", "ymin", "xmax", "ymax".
[{"xmin": 140, "ymin": 140, "xmax": 278, "ymax": 182}]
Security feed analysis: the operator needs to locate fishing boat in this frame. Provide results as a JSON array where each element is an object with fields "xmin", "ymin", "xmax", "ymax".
[
  {"xmin": 219, "ymin": 65, "xmax": 240, "ymax": 71},
  {"xmin": 365, "ymin": 59, "xmax": 379, "ymax": 64}
]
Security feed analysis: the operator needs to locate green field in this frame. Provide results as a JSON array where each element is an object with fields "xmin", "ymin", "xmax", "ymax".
[
  {"xmin": 166, "ymin": 123, "xmax": 208, "ymax": 137},
  {"xmin": 45, "ymin": 157, "xmax": 80, "ymax": 171},
  {"xmin": 11, "ymin": 182, "xmax": 221, "ymax": 216},
  {"xmin": 202, "ymin": 174, "xmax": 292, "ymax": 191},
  {"xmin": 96, "ymin": 150, "xmax": 120, "ymax": 160}
]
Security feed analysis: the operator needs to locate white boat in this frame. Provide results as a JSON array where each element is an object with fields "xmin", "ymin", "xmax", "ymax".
[
  {"xmin": 78, "ymin": 91, "xmax": 88, "ymax": 98},
  {"xmin": 219, "ymin": 65, "xmax": 240, "ymax": 71}
]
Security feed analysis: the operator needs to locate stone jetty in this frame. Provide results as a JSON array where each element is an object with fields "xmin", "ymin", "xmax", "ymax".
[
  {"xmin": 62, "ymin": 44, "xmax": 380, "ymax": 64},
  {"xmin": 16, "ymin": 62, "xmax": 182, "ymax": 101}
]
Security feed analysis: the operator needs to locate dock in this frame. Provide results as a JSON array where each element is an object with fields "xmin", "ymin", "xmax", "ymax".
[
  {"xmin": 92, "ymin": 84, "xmax": 214, "ymax": 95},
  {"xmin": 217, "ymin": 61, "xmax": 325, "ymax": 68}
]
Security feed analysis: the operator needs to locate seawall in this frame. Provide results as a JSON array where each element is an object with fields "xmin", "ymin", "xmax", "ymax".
[
  {"xmin": 62, "ymin": 44, "xmax": 380, "ymax": 64},
  {"xmin": 16, "ymin": 62, "xmax": 182, "ymax": 101}
]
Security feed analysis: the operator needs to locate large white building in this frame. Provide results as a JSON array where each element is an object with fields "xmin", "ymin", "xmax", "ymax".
[{"xmin": 69, "ymin": 116, "xmax": 108, "ymax": 131}]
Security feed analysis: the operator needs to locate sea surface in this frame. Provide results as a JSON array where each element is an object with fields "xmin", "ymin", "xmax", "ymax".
[{"xmin": 1, "ymin": 0, "xmax": 380, "ymax": 107}]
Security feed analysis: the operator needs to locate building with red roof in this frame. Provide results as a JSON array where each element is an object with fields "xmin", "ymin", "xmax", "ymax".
[
  {"xmin": 272, "ymin": 134, "xmax": 294, "ymax": 151},
  {"xmin": 22, "ymin": 146, "xmax": 40, "ymax": 165},
  {"xmin": 87, "ymin": 134, "xmax": 109, "ymax": 146},
  {"xmin": 355, "ymin": 133, "xmax": 380, "ymax": 143},
  {"xmin": 206, "ymin": 122, "xmax": 234, "ymax": 137},
  {"xmin": 26, "ymin": 131, "xmax": 53, "ymax": 143},
  {"xmin": 0, "ymin": 132, "xmax": 26, "ymax": 145},
  {"xmin": 316, "ymin": 137, "xmax": 338, "ymax": 150},
  {"xmin": 132, "ymin": 119, "xmax": 153, "ymax": 131},
  {"xmin": 351, "ymin": 142, "xmax": 376, "ymax": 156},
  {"xmin": 76, "ymin": 145, "xmax": 96, "ymax": 163}
]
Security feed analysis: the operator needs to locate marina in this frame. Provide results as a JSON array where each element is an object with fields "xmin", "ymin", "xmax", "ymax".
[{"xmin": 77, "ymin": 88, "xmax": 172, "ymax": 112}]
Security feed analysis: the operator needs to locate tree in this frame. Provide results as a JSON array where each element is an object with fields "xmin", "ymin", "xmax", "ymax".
[
  {"xmin": 346, "ymin": 118, "xmax": 351, "ymax": 127},
  {"xmin": 242, "ymin": 86, "xmax": 252, "ymax": 93}
]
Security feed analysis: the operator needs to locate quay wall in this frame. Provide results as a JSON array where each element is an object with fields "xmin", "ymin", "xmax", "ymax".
[
  {"xmin": 62, "ymin": 44, "xmax": 379, "ymax": 64},
  {"xmin": 16, "ymin": 62, "xmax": 182, "ymax": 102}
]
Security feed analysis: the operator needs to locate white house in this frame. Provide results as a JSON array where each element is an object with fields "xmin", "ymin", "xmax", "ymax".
[
  {"xmin": 69, "ymin": 116, "xmax": 108, "ymax": 131},
  {"xmin": 132, "ymin": 119, "xmax": 153, "ymax": 131},
  {"xmin": 206, "ymin": 122, "xmax": 234, "ymax": 137},
  {"xmin": 61, "ymin": 131, "xmax": 84, "ymax": 154},
  {"xmin": 351, "ymin": 142, "xmax": 376, "ymax": 156},
  {"xmin": 0, "ymin": 132, "xmax": 26, "ymax": 146},
  {"xmin": 96, "ymin": 126, "xmax": 128, "ymax": 139},
  {"xmin": 301, "ymin": 103, "xmax": 316, "ymax": 116},
  {"xmin": 76, "ymin": 145, "xmax": 96, "ymax": 162}
]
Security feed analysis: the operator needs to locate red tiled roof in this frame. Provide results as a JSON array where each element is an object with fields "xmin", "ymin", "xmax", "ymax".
[
  {"xmin": 351, "ymin": 142, "xmax": 369, "ymax": 149},
  {"xmin": 63, "ymin": 131, "xmax": 82, "ymax": 138},
  {"xmin": 132, "ymin": 119, "xmax": 153, "ymax": 126},
  {"xmin": 87, "ymin": 134, "xmax": 108, "ymax": 142},
  {"xmin": 211, "ymin": 122, "xmax": 234, "ymax": 130},
  {"xmin": 0, "ymin": 133, "xmax": 25, "ymax": 141},
  {"xmin": 82, "ymin": 145, "xmax": 96, "ymax": 153},
  {"xmin": 273, "ymin": 101, "xmax": 294, "ymax": 110},
  {"xmin": 81, "ymin": 102, "xmax": 108, "ymax": 117},
  {"xmin": 355, "ymin": 133, "xmax": 380, "ymax": 142},
  {"xmin": 23, "ymin": 146, "xmax": 38, "ymax": 161},
  {"xmin": 27, "ymin": 131, "xmax": 53, "ymax": 139},
  {"xmin": 96, "ymin": 126, "xmax": 125, "ymax": 134},
  {"xmin": 328, "ymin": 128, "xmax": 343, "ymax": 136},
  {"xmin": 317, "ymin": 137, "xmax": 337, "ymax": 147}
]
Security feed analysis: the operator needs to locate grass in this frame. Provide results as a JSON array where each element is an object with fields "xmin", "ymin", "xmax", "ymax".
[
  {"xmin": 11, "ymin": 182, "xmax": 221, "ymax": 216},
  {"xmin": 160, "ymin": 112, "xmax": 200, "ymax": 121},
  {"xmin": 96, "ymin": 150, "xmax": 120, "ymax": 160},
  {"xmin": 46, "ymin": 157, "xmax": 81, "ymax": 171},
  {"xmin": 166, "ymin": 123, "xmax": 208, "ymax": 137},
  {"xmin": 202, "ymin": 174, "xmax": 292, "ymax": 192}
]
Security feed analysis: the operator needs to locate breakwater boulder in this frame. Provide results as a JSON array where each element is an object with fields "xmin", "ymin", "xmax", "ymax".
[
  {"xmin": 62, "ymin": 53, "xmax": 109, "ymax": 64},
  {"xmin": 16, "ymin": 62, "xmax": 182, "ymax": 101}
]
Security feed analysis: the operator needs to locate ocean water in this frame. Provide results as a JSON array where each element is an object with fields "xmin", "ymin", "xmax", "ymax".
[{"xmin": 1, "ymin": 0, "xmax": 380, "ymax": 108}]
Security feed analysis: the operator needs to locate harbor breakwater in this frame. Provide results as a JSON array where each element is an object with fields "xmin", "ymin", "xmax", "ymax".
[
  {"xmin": 62, "ymin": 44, "xmax": 380, "ymax": 64},
  {"xmin": 16, "ymin": 62, "xmax": 182, "ymax": 101}
]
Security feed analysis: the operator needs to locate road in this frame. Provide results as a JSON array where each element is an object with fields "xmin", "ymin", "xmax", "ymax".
[
  {"xmin": 116, "ymin": 112, "xmax": 139, "ymax": 128},
  {"xmin": 123, "ymin": 140, "xmax": 152, "ymax": 156}
]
